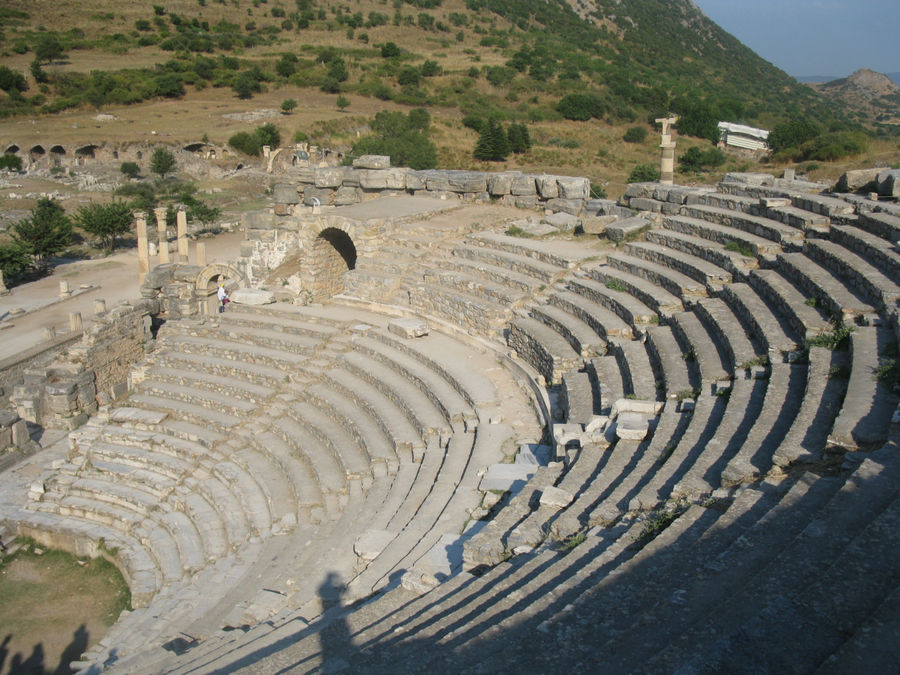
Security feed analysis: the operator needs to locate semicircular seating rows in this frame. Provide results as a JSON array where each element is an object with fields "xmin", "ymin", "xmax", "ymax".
[{"xmin": 10, "ymin": 176, "xmax": 900, "ymax": 673}]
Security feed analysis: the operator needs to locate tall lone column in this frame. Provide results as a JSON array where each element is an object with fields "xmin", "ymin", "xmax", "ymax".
[
  {"xmin": 656, "ymin": 115, "xmax": 679, "ymax": 186},
  {"xmin": 176, "ymin": 209, "xmax": 189, "ymax": 262},
  {"xmin": 154, "ymin": 207, "xmax": 170, "ymax": 264},
  {"xmin": 135, "ymin": 211, "xmax": 149, "ymax": 285},
  {"xmin": 196, "ymin": 242, "xmax": 207, "ymax": 267}
]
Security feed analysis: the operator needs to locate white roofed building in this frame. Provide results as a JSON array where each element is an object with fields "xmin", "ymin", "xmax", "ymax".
[{"xmin": 717, "ymin": 122, "xmax": 770, "ymax": 154}]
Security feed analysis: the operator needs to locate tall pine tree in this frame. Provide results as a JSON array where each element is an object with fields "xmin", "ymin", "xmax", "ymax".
[{"xmin": 473, "ymin": 119, "xmax": 510, "ymax": 161}]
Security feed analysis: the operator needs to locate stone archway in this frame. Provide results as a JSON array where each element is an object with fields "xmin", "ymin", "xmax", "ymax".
[
  {"xmin": 306, "ymin": 227, "xmax": 357, "ymax": 301},
  {"xmin": 195, "ymin": 263, "xmax": 247, "ymax": 315}
]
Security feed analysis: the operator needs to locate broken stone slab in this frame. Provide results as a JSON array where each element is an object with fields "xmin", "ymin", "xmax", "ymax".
[
  {"xmin": 616, "ymin": 412, "xmax": 649, "ymax": 440},
  {"xmin": 542, "ymin": 212, "xmax": 579, "ymax": 232},
  {"xmin": 413, "ymin": 533, "xmax": 466, "ymax": 580},
  {"xmin": 110, "ymin": 407, "xmax": 168, "ymax": 425},
  {"xmin": 510, "ymin": 175, "xmax": 537, "ymax": 196},
  {"xmin": 405, "ymin": 170, "xmax": 426, "ymax": 191},
  {"xmin": 539, "ymin": 485, "xmax": 574, "ymax": 509},
  {"xmin": 401, "ymin": 570, "xmax": 441, "ymax": 595},
  {"xmin": 611, "ymin": 399, "xmax": 663, "ymax": 417},
  {"xmin": 557, "ymin": 176, "xmax": 590, "ymax": 200},
  {"xmin": 606, "ymin": 216, "xmax": 651, "ymax": 242},
  {"xmin": 487, "ymin": 173, "xmax": 513, "ymax": 196},
  {"xmin": 231, "ymin": 288, "xmax": 275, "ymax": 305},
  {"xmin": 314, "ymin": 168, "xmax": 344, "ymax": 188},
  {"xmin": 446, "ymin": 171, "xmax": 488, "ymax": 193},
  {"xmin": 352, "ymin": 154, "xmax": 390, "ymax": 169},
  {"xmin": 514, "ymin": 218, "xmax": 557, "ymax": 237},
  {"xmin": 479, "ymin": 463, "xmax": 536, "ymax": 493},
  {"xmin": 387, "ymin": 317, "xmax": 429, "ymax": 339},
  {"xmin": 354, "ymin": 529, "xmax": 394, "ymax": 561},
  {"xmin": 272, "ymin": 184, "xmax": 299, "ymax": 204},
  {"xmin": 333, "ymin": 186, "xmax": 362, "ymax": 206},
  {"xmin": 545, "ymin": 198, "xmax": 584, "ymax": 216},
  {"xmin": 537, "ymin": 175, "xmax": 559, "ymax": 199},
  {"xmin": 515, "ymin": 443, "xmax": 552, "ymax": 466},
  {"xmin": 580, "ymin": 215, "xmax": 618, "ymax": 235},
  {"xmin": 836, "ymin": 168, "xmax": 880, "ymax": 193},
  {"xmin": 878, "ymin": 169, "xmax": 900, "ymax": 198}
]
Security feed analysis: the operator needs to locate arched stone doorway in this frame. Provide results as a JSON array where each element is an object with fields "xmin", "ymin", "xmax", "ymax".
[
  {"xmin": 307, "ymin": 227, "xmax": 357, "ymax": 301},
  {"xmin": 195, "ymin": 263, "xmax": 246, "ymax": 315}
]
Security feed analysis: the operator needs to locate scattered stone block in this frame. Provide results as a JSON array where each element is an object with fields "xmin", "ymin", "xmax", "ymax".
[
  {"xmin": 314, "ymin": 168, "xmax": 344, "ymax": 188},
  {"xmin": 510, "ymin": 175, "xmax": 537, "ymax": 196},
  {"xmin": 333, "ymin": 186, "xmax": 362, "ymax": 206},
  {"xmin": 513, "ymin": 218, "xmax": 557, "ymax": 237},
  {"xmin": 606, "ymin": 216, "xmax": 651, "ymax": 242},
  {"xmin": 487, "ymin": 173, "xmax": 513, "ymax": 196},
  {"xmin": 580, "ymin": 215, "xmax": 617, "ymax": 235},
  {"xmin": 836, "ymin": 168, "xmax": 879, "ymax": 193},
  {"xmin": 231, "ymin": 288, "xmax": 276, "ymax": 305},
  {"xmin": 537, "ymin": 175, "xmax": 559, "ymax": 199},
  {"xmin": 515, "ymin": 443, "xmax": 552, "ymax": 465},
  {"xmin": 542, "ymin": 212, "xmax": 579, "ymax": 232},
  {"xmin": 878, "ymin": 169, "xmax": 900, "ymax": 198},
  {"xmin": 479, "ymin": 463, "xmax": 535, "ymax": 493},
  {"xmin": 352, "ymin": 155, "xmax": 390, "ymax": 169},
  {"xmin": 616, "ymin": 412, "xmax": 649, "ymax": 440},
  {"xmin": 545, "ymin": 198, "xmax": 584, "ymax": 216},
  {"xmin": 401, "ymin": 570, "xmax": 440, "ymax": 595},
  {"xmin": 557, "ymin": 176, "xmax": 590, "ymax": 200},
  {"xmin": 272, "ymin": 184, "xmax": 299, "ymax": 204},
  {"xmin": 539, "ymin": 486, "xmax": 574, "ymax": 509},
  {"xmin": 387, "ymin": 317, "xmax": 429, "ymax": 339},
  {"xmin": 414, "ymin": 533, "xmax": 465, "ymax": 579}
]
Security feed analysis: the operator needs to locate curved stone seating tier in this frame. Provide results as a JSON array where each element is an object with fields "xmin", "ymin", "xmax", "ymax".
[
  {"xmin": 589, "ymin": 356, "xmax": 626, "ymax": 414},
  {"xmin": 561, "ymin": 370, "xmax": 597, "ymax": 425},
  {"xmin": 406, "ymin": 283, "xmax": 511, "ymax": 337},
  {"xmin": 527, "ymin": 303, "xmax": 606, "ymax": 358},
  {"xmin": 623, "ymin": 240, "xmax": 733, "ymax": 288},
  {"xmin": 507, "ymin": 316, "xmax": 583, "ymax": 385},
  {"xmin": 156, "ymin": 333, "xmax": 309, "ymax": 371},
  {"xmin": 776, "ymin": 252, "xmax": 876, "ymax": 323},
  {"xmin": 229, "ymin": 442, "xmax": 302, "ymax": 531},
  {"xmin": 446, "ymin": 255, "xmax": 546, "ymax": 296},
  {"xmin": 720, "ymin": 362, "xmax": 807, "ymax": 487},
  {"xmin": 423, "ymin": 268, "xmax": 529, "ymax": 309},
  {"xmin": 693, "ymin": 297, "xmax": 763, "ymax": 372},
  {"xmin": 126, "ymin": 392, "xmax": 242, "ymax": 430},
  {"xmin": 827, "ymin": 325, "xmax": 898, "ymax": 451},
  {"xmin": 719, "ymin": 282, "xmax": 800, "ymax": 359},
  {"xmin": 829, "ymin": 224, "xmax": 900, "ymax": 284},
  {"xmin": 218, "ymin": 307, "xmax": 343, "ymax": 340},
  {"xmin": 612, "ymin": 339, "xmax": 658, "ymax": 400},
  {"xmin": 133, "ymin": 379, "xmax": 259, "ymax": 419},
  {"xmin": 668, "ymin": 310, "xmax": 730, "ymax": 385},
  {"xmin": 547, "ymin": 289, "xmax": 634, "ymax": 343},
  {"xmin": 567, "ymin": 275, "xmax": 658, "ymax": 330},
  {"xmin": 646, "ymin": 325, "xmax": 695, "ymax": 397},
  {"xmin": 147, "ymin": 350, "xmax": 286, "ymax": 390},
  {"xmin": 142, "ymin": 367, "xmax": 275, "ymax": 407},
  {"xmin": 748, "ymin": 268, "xmax": 832, "ymax": 340},
  {"xmin": 270, "ymin": 414, "xmax": 350, "ymax": 507},
  {"xmin": 805, "ymin": 239, "xmax": 900, "ymax": 313},
  {"xmin": 858, "ymin": 210, "xmax": 900, "ymax": 243},
  {"xmin": 773, "ymin": 347, "xmax": 848, "ymax": 467},
  {"xmin": 607, "ymin": 252, "xmax": 709, "ymax": 301},
  {"xmin": 679, "ymin": 204, "xmax": 805, "ymax": 249},
  {"xmin": 662, "ymin": 214, "xmax": 783, "ymax": 258},
  {"xmin": 646, "ymin": 227, "xmax": 758, "ymax": 279},
  {"xmin": 584, "ymin": 264, "xmax": 683, "ymax": 319},
  {"xmin": 451, "ymin": 242, "xmax": 567, "ymax": 284},
  {"xmin": 465, "ymin": 231, "xmax": 581, "ymax": 272}
]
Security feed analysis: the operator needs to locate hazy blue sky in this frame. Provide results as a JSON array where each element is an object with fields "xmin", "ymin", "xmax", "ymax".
[{"xmin": 692, "ymin": 0, "xmax": 900, "ymax": 78}]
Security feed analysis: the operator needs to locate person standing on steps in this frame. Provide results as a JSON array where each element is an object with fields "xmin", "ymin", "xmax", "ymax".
[{"xmin": 217, "ymin": 282, "xmax": 229, "ymax": 313}]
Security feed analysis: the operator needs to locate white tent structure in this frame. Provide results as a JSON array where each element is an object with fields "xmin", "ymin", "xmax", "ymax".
[{"xmin": 717, "ymin": 122, "xmax": 770, "ymax": 153}]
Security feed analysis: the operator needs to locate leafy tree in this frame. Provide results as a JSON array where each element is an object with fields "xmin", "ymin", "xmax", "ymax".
[
  {"xmin": 34, "ymin": 33, "xmax": 64, "ymax": 64},
  {"xmin": 0, "ymin": 242, "xmax": 31, "ymax": 283},
  {"xmin": 507, "ymin": 123, "xmax": 531, "ymax": 154},
  {"xmin": 397, "ymin": 66, "xmax": 420, "ymax": 87},
  {"xmin": 276, "ymin": 53, "xmax": 298, "ymax": 78},
  {"xmin": 473, "ymin": 118, "xmax": 510, "ymax": 161},
  {"xmin": 0, "ymin": 154, "xmax": 23, "ymax": 171},
  {"xmin": 255, "ymin": 123, "xmax": 281, "ymax": 148},
  {"xmin": 557, "ymin": 93, "xmax": 604, "ymax": 121},
  {"xmin": 233, "ymin": 70, "xmax": 262, "ymax": 99},
  {"xmin": 229, "ymin": 131, "xmax": 263, "ymax": 156},
  {"xmin": 30, "ymin": 59, "xmax": 48, "ymax": 84},
  {"xmin": 336, "ymin": 95, "xmax": 350, "ymax": 111},
  {"xmin": 408, "ymin": 107, "xmax": 430, "ymax": 131},
  {"xmin": 628, "ymin": 163, "xmax": 660, "ymax": 183},
  {"xmin": 678, "ymin": 146, "xmax": 726, "ymax": 173},
  {"xmin": 420, "ymin": 60, "xmax": 441, "ymax": 77},
  {"xmin": 281, "ymin": 98, "xmax": 298, "ymax": 114},
  {"xmin": 380, "ymin": 41, "xmax": 401, "ymax": 58},
  {"xmin": 349, "ymin": 110, "xmax": 438, "ymax": 170},
  {"xmin": 75, "ymin": 201, "xmax": 133, "ymax": 252},
  {"xmin": 767, "ymin": 118, "xmax": 821, "ymax": 154},
  {"xmin": 150, "ymin": 147, "xmax": 177, "ymax": 178},
  {"xmin": 0, "ymin": 66, "xmax": 27, "ymax": 94},
  {"xmin": 462, "ymin": 114, "xmax": 484, "ymax": 133},
  {"xmin": 120, "ymin": 162, "xmax": 140, "ymax": 179},
  {"xmin": 12, "ymin": 198, "xmax": 73, "ymax": 264},
  {"xmin": 623, "ymin": 126, "xmax": 648, "ymax": 143}
]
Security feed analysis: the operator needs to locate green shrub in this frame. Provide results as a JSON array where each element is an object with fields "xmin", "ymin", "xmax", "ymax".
[
  {"xmin": 0, "ymin": 154, "xmax": 23, "ymax": 171},
  {"xmin": 119, "ymin": 161, "xmax": 140, "ymax": 178},
  {"xmin": 349, "ymin": 109, "xmax": 438, "ymax": 170},
  {"xmin": 623, "ymin": 126, "xmax": 647, "ymax": 143},
  {"xmin": 628, "ymin": 163, "xmax": 660, "ymax": 183},
  {"xmin": 678, "ymin": 146, "xmax": 726, "ymax": 173}
]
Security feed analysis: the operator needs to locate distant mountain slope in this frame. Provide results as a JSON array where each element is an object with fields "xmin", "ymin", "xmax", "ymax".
[{"xmin": 814, "ymin": 69, "xmax": 900, "ymax": 129}]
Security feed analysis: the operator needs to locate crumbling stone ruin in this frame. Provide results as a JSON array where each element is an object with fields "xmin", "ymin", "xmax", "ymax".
[{"xmin": 1, "ymin": 162, "xmax": 899, "ymax": 673}]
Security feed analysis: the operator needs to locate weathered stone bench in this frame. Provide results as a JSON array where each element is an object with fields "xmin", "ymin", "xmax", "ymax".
[
  {"xmin": 646, "ymin": 325, "xmax": 695, "ymax": 398},
  {"xmin": 589, "ymin": 356, "xmax": 626, "ymax": 414},
  {"xmin": 152, "ymin": 350, "xmax": 286, "ymax": 389},
  {"xmin": 680, "ymin": 204, "xmax": 804, "ymax": 249},
  {"xmin": 407, "ymin": 283, "xmax": 511, "ymax": 337},
  {"xmin": 529, "ymin": 303, "xmax": 606, "ymax": 358},
  {"xmin": 748, "ymin": 268, "xmax": 831, "ymax": 340},
  {"xmin": 425, "ymin": 268, "xmax": 530, "ymax": 308},
  {"xmin": 669, "ymin": 310, "xmax": 731, "ymax": 384},
  {"xmin": 805, "ymin": 239, "xmax": 900, "ymax": 312},
  {"xmin": 562, "ymin": 369, "xmax": 597, "ymax": 425},
  {"xmin": 584, "ymin": 265, "xmax": 683, "ymax": 319},
  {"xmin": 624, "ymin": 240, "xmax": 732, "ymax": 288},
  {"xmin": 663, "ymin": 214, "xmax": 782, "ymax": 257},
  {"xmin": 719, "ymin": 282, "xmax": 800, "ymax": 359},
  {"xmin": 453, "ymin": 241, "xmax": 567, "ymax": 284},
  {"xmin": 857, "ymin": 210, "xmax": 900, "ymax": 243},
  {"xmin": 776, "ymin": 252, "xmax": 876, "ymax": 322},
  {"xmin": 693, "ymin": 297, "xmax": 763, "ymax": 372},
  {"xmin": 547, "ymin": 289, "xmax": 634, "ymax": 343},
  {"xmin": 445, "ymin": 254, "xmax": 546, "ymax": 296},
  {"xmin": 607, "ymin": 252, "xmax": 709, "ymax": 300},
  {"xmin": 829, "ymin": 224, "xmax": 900, "ymax": 284},
  {"xmin": 646, "ymin": 227, "xmax": 758, "ymax": 280},
  {"xmin": 613, "ymin": 339, "xmax": 658, "ymax": 400},
  {"xmin": 567, "ymin": 275, "xmax": 658, "ymax": 329},
  {"xmin": 507, "ymin": 315, "xmax": 583, "ymax": 385}
]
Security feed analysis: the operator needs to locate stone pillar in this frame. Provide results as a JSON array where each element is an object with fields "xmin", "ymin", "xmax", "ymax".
[
  {"xmin": 43, "ymin": 326, "xmax": 56, "ymax": 341},
  {"xmin": 135, "ymin": 211, "xmax": 149, "ymax": 285},
  {"xmin": 196, "ymin": 242, "xmax": 207, "ymax": 267},
  {"xmin": 656, "ymin": 116, "xmax": 679, "ymax": 186},
  {"xmin": 69, "ymin": 312, "xmax": 83, "ymax": 332},
  {"xmin": 59, "ymin": 280, "xmax": 70, "ymax": 298},
  {"xmin": 93, "ymin": 299, "xmax": 107, "ymax": 315},
  {"xmin": 154, "ymin": 207, "xmax": 170, "ymax": 264},
  {"xmin": 0, "ymin": 269, "xmax": 8, "ymax": 296},
  {"xmin": 176, "ymin": 209, "xmax": 189, "ymax": 262}
]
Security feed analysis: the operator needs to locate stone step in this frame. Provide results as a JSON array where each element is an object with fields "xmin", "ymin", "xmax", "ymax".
[
  {"xmin": 624, "ymin": 240, "xmax": 733, "ymax": 286},
  {"xmin": 151, "ymin": 349, "xmax": 285, "ymax": 389},
  {"xmin": 805, "ymin": 238, "xmax": 900, "ymax": 312},
  {"xmin": 211, "ymin": 460, "xmax": 274, "ymax": 536},
  {"xmin": 466, "ymin": 231, "xmax": 580, "ymax": 271},
  {"xmin": 719, "ymin": 282, "xmax": 801, "ymax": 358},
  {"xmin": 453, "ymin": 241, "xmax": 567, "ymax": 284},
  {"xmin": 748, "ymin": 267, "xmax": 832, "ymax": 340},
  {"xmin": 195, "ymin": 318, "xmax": 327, "ymax": 355},
  {"xmin": 685, "ymin": 190, "xmax": 760, "ymax": 213},
  {"xmin": 828, "ymin": 325, "xmax": 898, "ymax": 452},
  {"xmin": 158, "ymin": 510, "xmax": 207, "ymax": 572},
  {"xmin": 671, "ymin": 375, "xmax": 765, "ymax": 500},
  {"xmin": 178, "ymin": 491, "xmax": 229, "ymax": 559},
  {"xmin": 646, "ymin": 227, "xmax": 758, "ymax": 279},
  {"xmin": 680, "ymin": 203, "xmax": 805, "ymax": 249},
  {"xmin": 646, "ymin": 325, "xmax": 695, "ymax": 399},
  {"xmin": 829, "ymin": 223, "xmax": 900, "ymax": 285},
  {"xmin": 612, "ymin": 339, "xmax": 658, "ymax": 400},
  {"xmin": 325, "ymin": 367, "xmax": 425, "ymax": 462},
  {"xmin": 857, "ymin": 210, "xmax": 900, "ymax": 243},
  {"xmin": 160, "ymin": 333, "xmax": 308, "ymax": 371},
  {"xmin": 341, "ymin": 349, "xmax": 452, "ymax": 441},
  {"xmin": 231, "ymin": 444, "xmax": 299, "ymax": 532},
  {"xmin": 562, "ymin": 369, "xmax": 598, "ymax": 425},
  {"xmin": 773, "ymin": 346, "xmax": 848, "ymax": 467},
  {"xmin": 289, "ymin": 399, "xmax": 374, "ymax": 484},
  {"xmin": 79, "ymin": 460, "xmax": 177, "ymax": 498},
  {"xmin": 776, "ymin": 251, "xmax": 876, "ymax": 323},
  {"xmin": 669, "ymin": 310, "xmax": 730, "ymax": 384},
  {"xmin": 630, "ymin": 393, "xmax": 726, "ymax": 511},
  {"xmin": 693, "ymin": 296, "xmax": 763, "ymax": 373},
  {"xmin": 83, "ymin": 438, "xmax": 197, "ymax": 481},
  {"xmin": 764, "ymin": 203, "xmax": 830, "ymax": 234},
  {"xmin": 584, "ymin": 264, "xmax": 683, "ymax": 319},
  {"xmin": 720, "ymin": 363, "xmax": 807, "ymax": 487},
  {"xmin": 607, "ymin": 252, "xmax": 709, "ymax": 299},
  {"xmin": 147, "ymin": 366, "xmax": 275, "ymax": 403},
  {"xmin": 445, "ymin": 254, "xmax": 546, "ymax": 296},
  {"xmin": 127, "ymin": 392, "xmax": 242, "ymax": 430},
  {"xmin": 589, "ymin": 356, "xmax": 626, "ymax": 414},
  {"xmin": 272, "ymin": 415, "xmax": 349, "ymax": 502},
  {"xmin": 186, "ymin": 474, "xmax": 251, "ymax": 551},
  {"xmin": 507, "ymin": 315, "xmax": 583, "ymax": 386},
  {"xmin": 663, "ymin": 214, "xmax": 782, "ymax": 257},
  {"xmin": 528, "ymin": 303, "xmax": 606, "ymax": 358},
  {"xmin": 406, "ymin": 283, "xmax": 510, "ymax": 338},
  {"xmin": 425, "ymin": 268, "xmax": 529, "ymax": 308},
  {"xmin": 219, "ymin": 308, "xmax": 342, "ymax": 340},
  {"xmin": 567, "ymin": 276, "xmax": 657, "ymax": 329},
  {"xmin": 136, "ymin": 379, "xmax": 257, "ymax": 418},
  {"xmin": 547, "ymin": 289, "xmax": 633, "ymax": 343}
]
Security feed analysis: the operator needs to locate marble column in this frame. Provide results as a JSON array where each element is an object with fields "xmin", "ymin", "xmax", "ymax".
[
  {"xmin": 154, "ymin": 206, "xmax": 170, "ymax": 264},
  {"xmin": 135, "ymin": 211, "xmax": 149, "ymax": 285}
]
